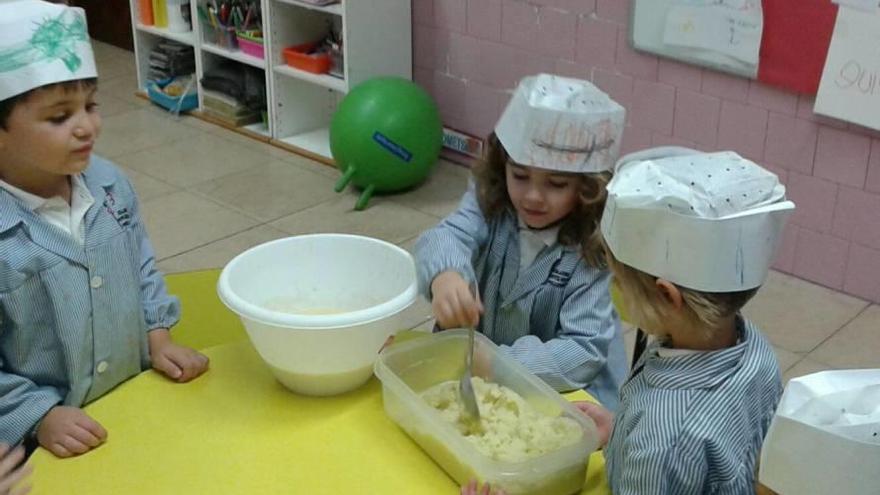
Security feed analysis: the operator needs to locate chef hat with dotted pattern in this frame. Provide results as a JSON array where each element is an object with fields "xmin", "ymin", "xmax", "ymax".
[
  {"xmin": 495, "ymin": 73, "xmax": 625, "ymax": 173},
  {"xmin": 601, "ymin": 149, "xmax": 796, "ymax": 292}
]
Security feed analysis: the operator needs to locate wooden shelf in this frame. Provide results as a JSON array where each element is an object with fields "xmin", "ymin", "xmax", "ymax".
[
  {"xmin": 243, "ymin": 122, "xmax": 272, "ymax": 137},
  {"xmin": 135, "ymin": 24, "xmax": 195, "ymax": 46},
  {"xmin": 194, "ymin": 111, "xmax": 273, "ymax": 142}
]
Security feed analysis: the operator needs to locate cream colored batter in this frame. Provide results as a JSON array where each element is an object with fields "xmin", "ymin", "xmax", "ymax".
[{"xmin": 421, "ymin": 377, "xmax": 582, "ymax": 463}]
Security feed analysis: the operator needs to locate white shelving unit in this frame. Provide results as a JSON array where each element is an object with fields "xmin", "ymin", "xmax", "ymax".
[
  {"xmin": 128, "ymin": 0, "xmax": 411, "ymax": 162},
  {"xmin": 272, "ymin": 64, "xmax": 346, "ymax": 93},
  {"xmin": 267, "ymin": 0, "xmax": 410, "ymax": 162},
  {"xmin": 277, "ymin": 128, "xmax": 331, "ymax": 159},
  {"xmin": 201, "ymin": 42, "xmax": 266, "ymax": 69},
  {"xmin": 275, "ymin": 0, "xmax": 342, "ymax": 15},
  {"xmin": 135, "ymin": 23, "xmax": 196, "ymax": 46}
]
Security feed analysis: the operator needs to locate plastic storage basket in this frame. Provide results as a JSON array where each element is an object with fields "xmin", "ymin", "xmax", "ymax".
[
  {"xmin": 236, "ymin": 30, "xmax": 264, "ymax": 59},
  {"xmin": 374, "ymin": 330, "xmax": 600, "ymax": 495},
  {"xmin": 282, "ymin": 43, "xmax": 331, "ymax": 74},
  {"xmin": 147, "ymin": 81, "xmax": 198, "ymax": 113}
]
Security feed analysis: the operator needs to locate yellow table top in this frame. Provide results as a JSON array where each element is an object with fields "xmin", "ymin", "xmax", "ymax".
[{"xmin": 29, "ymin": 339, "xmax": 610, "ymax": 495}]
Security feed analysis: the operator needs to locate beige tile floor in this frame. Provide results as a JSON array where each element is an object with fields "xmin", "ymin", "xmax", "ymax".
[{"xmin": 92, "ymin": 42, "xmax": 879, "ymax": 383}]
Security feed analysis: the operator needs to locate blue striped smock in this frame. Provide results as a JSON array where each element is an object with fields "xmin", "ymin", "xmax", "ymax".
[
  {"xmin": 605, "ymin": 317, "xmax": 782, "ymax": 494},
  {"xmin": 0, "ymin": 156, "xmax": 180, "ymax": 445},
  {"xmin": 416, "ymin": 183, "xmax": 627, "ymax": 410}
]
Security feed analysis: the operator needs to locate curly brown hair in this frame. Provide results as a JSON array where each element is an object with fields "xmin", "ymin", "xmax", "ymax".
[{"xmin": 473, "ymin": 133, "xmax": 610, "ymax": 268}]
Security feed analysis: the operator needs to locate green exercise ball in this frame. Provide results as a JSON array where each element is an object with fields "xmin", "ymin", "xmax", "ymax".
[{"xmin": 330, "ymin": 77, "xmax": 443, "ymax": 210}]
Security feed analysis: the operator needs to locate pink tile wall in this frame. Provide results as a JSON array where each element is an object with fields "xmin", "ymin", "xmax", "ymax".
[{"xmin": 413, "ymin": 0, "xmax": 880, "ymax": 303}]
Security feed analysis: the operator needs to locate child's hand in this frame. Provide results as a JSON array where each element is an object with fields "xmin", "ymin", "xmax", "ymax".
[
  {"xmin": 148, "ymin": 329, "xmax": 209, "ymax": 383},
  {"xmin": 461, "ymin": 480, "xmax": 506, "ymax": 495},
  {"xmin": 574, "ymin": 401, "xmax": 613, "ymax": 447},
  {"xmin": 431, "ymin": 271, "xmax": 483, "ymax": 330},
  {"xmin": 471, "ymin": 342, "xmax": 495, "ymax": 381},
  {"xmin": 37, "ymin": 406, "xmax": 107, "ymax": 458},
  {"xmin": 0, "ymin": 443, "xmax": 31, "ymax": 495}
]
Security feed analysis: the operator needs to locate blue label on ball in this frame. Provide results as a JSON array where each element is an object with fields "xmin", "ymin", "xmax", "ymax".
[{"xmin": 373, "ymin": 132, "xmax": 413, "ymax": 162}]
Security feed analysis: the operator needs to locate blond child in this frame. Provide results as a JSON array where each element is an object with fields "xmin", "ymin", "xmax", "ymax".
[{"xmin": 577, "ymin": 148, "xmax": 795, "ymax": 494}]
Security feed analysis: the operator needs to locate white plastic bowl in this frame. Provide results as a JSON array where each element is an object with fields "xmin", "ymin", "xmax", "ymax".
[{"xmin": 217, "ymin": 234, "xmax": 417, "ymax": 396}]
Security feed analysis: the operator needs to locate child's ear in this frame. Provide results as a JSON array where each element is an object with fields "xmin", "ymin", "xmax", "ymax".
[{"xmin": 655, "ymin": 279, "xmax": 683, "ymax": 311}]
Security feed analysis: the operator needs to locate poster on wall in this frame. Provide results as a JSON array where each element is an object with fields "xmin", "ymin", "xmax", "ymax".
[
  {"xmin": 662, "ymin": 0, "xmax": 763, "ymax": 70},
  {"xmin": 633, "ymin": 0, "xmax": 841, "ymax": 95},
  {"xmin": 814, "ymin": 7, "xmax": 880, "ymax": 130},
  {"xmin": 632, "ymin": 0, "xmax": 763, "ymax": 79}
]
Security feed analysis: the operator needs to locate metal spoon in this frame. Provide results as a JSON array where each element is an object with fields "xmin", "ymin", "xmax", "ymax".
[{"xmin": 458, "ymin": 284, "xmax": 481, "ymax": 425}]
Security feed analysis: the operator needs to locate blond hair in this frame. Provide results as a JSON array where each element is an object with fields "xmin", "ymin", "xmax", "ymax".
[
  {"xmin": 604, "ymin": 243, "xmax": 757, "ymax": 340},
  {"xmin": 473, "ymin": 133, "xmax": 610, "ymax": 268}
]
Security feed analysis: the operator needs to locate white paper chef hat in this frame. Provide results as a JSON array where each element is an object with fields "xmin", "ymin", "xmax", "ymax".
[
  {"xmin": 495, "ymin": 73, "xmax": 625, "ymax": 174},
  {"xmin": 0, "ymin": 0, "xmax": 97, "ymax": 101},
  {"xmin": 601, "ymin": 148, "xmax": 795, "ymax": 292},
  {"xmin": 760, "ymin": 370, "xmax": 880, "ymax": 495}
]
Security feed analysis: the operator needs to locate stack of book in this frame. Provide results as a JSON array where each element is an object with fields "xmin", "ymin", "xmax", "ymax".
[
  {"xmin": 202, "ymin": 90, "xmax": 261, "ymax": 127},
  {"xmin": 200, "ymin": 62, "xmax": 266, "ymax": 127},
  {"xmin": 148, "ymin": 40, "xmax": 195, "ymax": 82}
]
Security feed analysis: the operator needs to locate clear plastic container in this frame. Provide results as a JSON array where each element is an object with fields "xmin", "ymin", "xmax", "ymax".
[{"xmin": 374, "ymin": 330, "xmax": 600, "ymax": 495}]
